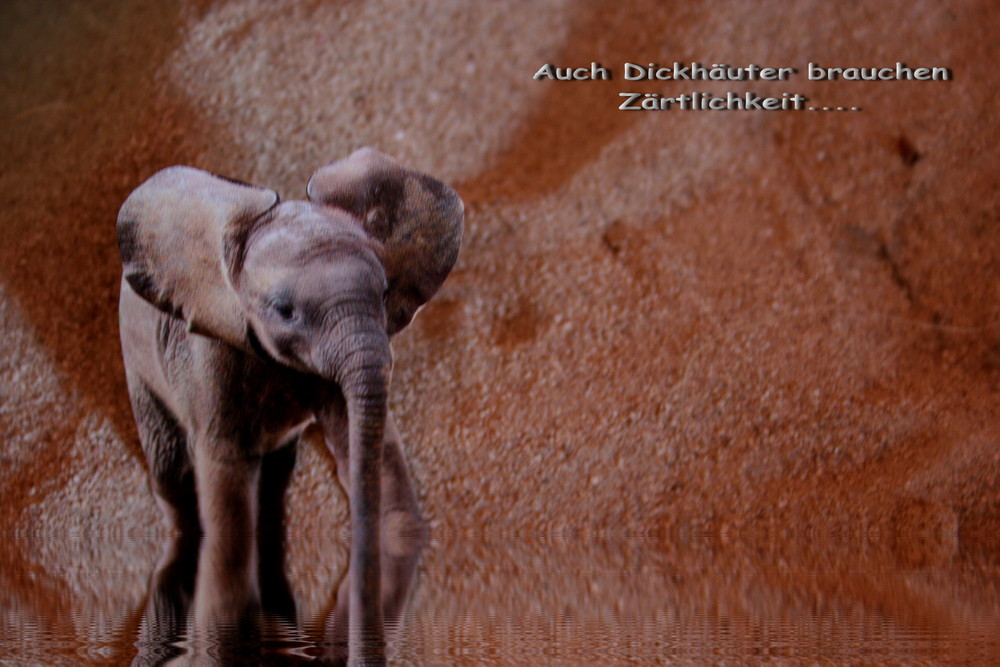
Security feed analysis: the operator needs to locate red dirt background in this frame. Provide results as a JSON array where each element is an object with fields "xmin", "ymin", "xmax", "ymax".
[{"xmin": 1, "ymin": 0, "xmax": 998, "ymax": 662}]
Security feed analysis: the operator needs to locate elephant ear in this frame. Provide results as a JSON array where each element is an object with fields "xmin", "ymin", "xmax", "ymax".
[
  {"xmin": 307, "ymin": 147, "xmax": 464, "ymax": 335},
  {"xmin": 117, "ymin": 166, "xmax": 279, "ymax": 350}
]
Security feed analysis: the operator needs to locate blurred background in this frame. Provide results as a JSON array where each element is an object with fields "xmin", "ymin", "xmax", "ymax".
[{"xmin": 1, "ymin": 0, "xmax": 998, "ymax": 663}]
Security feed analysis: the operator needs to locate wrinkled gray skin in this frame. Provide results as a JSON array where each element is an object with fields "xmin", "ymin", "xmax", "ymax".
[
  {"xmin": 117, "ymin": 148, "xmax": 463, "ymax": 666},
  {"xmin": 132, "ymin": 479, "xmax": 424, "ymax": 665}
]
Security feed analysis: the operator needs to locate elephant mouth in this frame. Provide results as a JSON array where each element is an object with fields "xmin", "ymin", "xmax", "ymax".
[
  {"xmin": 245, "ymin": 323, "xmax": 312, "ymax": 374},
  {"xmin": 246, "ymin": 324, "xmax": 277, "ymax": 363}
]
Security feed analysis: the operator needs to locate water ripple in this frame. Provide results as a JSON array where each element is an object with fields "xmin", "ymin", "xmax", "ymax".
[{"xmin": 2, "ymin": 532, "xmax": 1000, "ymax": 664}]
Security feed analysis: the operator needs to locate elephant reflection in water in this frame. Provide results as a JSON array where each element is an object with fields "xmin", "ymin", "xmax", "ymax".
[
  {"xmin": 132, "ymin": 441, "xmax": 425, "ymax": 666},
  {"xmin": 117, "ymin": 147, "xmax": 462, "ymax": 665}
]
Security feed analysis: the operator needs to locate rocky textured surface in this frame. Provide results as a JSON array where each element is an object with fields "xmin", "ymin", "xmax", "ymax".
[{"xmin": 1, "ymin": 0, "xmax": 998, "ymax": 662}]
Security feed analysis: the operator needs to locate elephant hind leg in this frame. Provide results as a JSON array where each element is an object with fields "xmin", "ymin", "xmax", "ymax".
[
  {"xmin": 320, "ymin": 404, "xmax": 423, "ymax": 528},
  {"xmin": 257, "ymin": 440, "xmax": 297, "ymax": 623},
  {"xmin": 127, "ymin": 377, "xmax": 199, "ymax": 534},
  {"xmin": 133, "ymin": 524, "xmax": 200, "ymax": 665},
  {"xmin": 381, "ymin": 416, "xmax": 425, "ymax": 522}
]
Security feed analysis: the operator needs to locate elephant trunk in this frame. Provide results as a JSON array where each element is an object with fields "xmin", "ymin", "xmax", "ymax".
[
  {"xmin": 346, "ymin": 365, "xmax": 387, "ymax": 663},
  {"xmin": 317, "ymin": 318, "xmax": 392, "ymax": 664}
]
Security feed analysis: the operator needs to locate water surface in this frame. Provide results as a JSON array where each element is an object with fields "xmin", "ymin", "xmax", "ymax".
[{"xmin": 2, "ymin": 530, "xmax": 999, "ymax": 664}]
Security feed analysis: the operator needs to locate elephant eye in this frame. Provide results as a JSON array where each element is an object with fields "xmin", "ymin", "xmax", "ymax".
[{"xmin": 270, "ymin": 296, "xmax": 296, "ymax": 322}]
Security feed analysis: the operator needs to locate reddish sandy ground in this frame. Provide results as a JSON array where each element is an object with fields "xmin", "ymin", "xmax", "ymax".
[{"xmin": 1, "ymin": 1, "xmax": 998, "ymax": 663}]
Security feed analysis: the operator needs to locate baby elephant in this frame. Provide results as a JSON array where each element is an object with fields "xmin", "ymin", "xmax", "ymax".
[{"xmin": 117, "ymin": 147, "xmax": 463, "ymax": 664}]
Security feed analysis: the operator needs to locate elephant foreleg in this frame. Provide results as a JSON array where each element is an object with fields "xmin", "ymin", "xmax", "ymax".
[{"xmin": 191, "ymin": 449, "xmax": 262, "ymax": 632}]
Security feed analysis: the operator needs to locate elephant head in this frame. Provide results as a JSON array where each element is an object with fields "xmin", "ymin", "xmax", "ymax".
[
  {"xmin": 118, "ymin": 147, "xmax": 463, "ymax": 361},
  {"xmin": 117, "ymin": 148, "xmax": 463, "ymax": 660}
]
